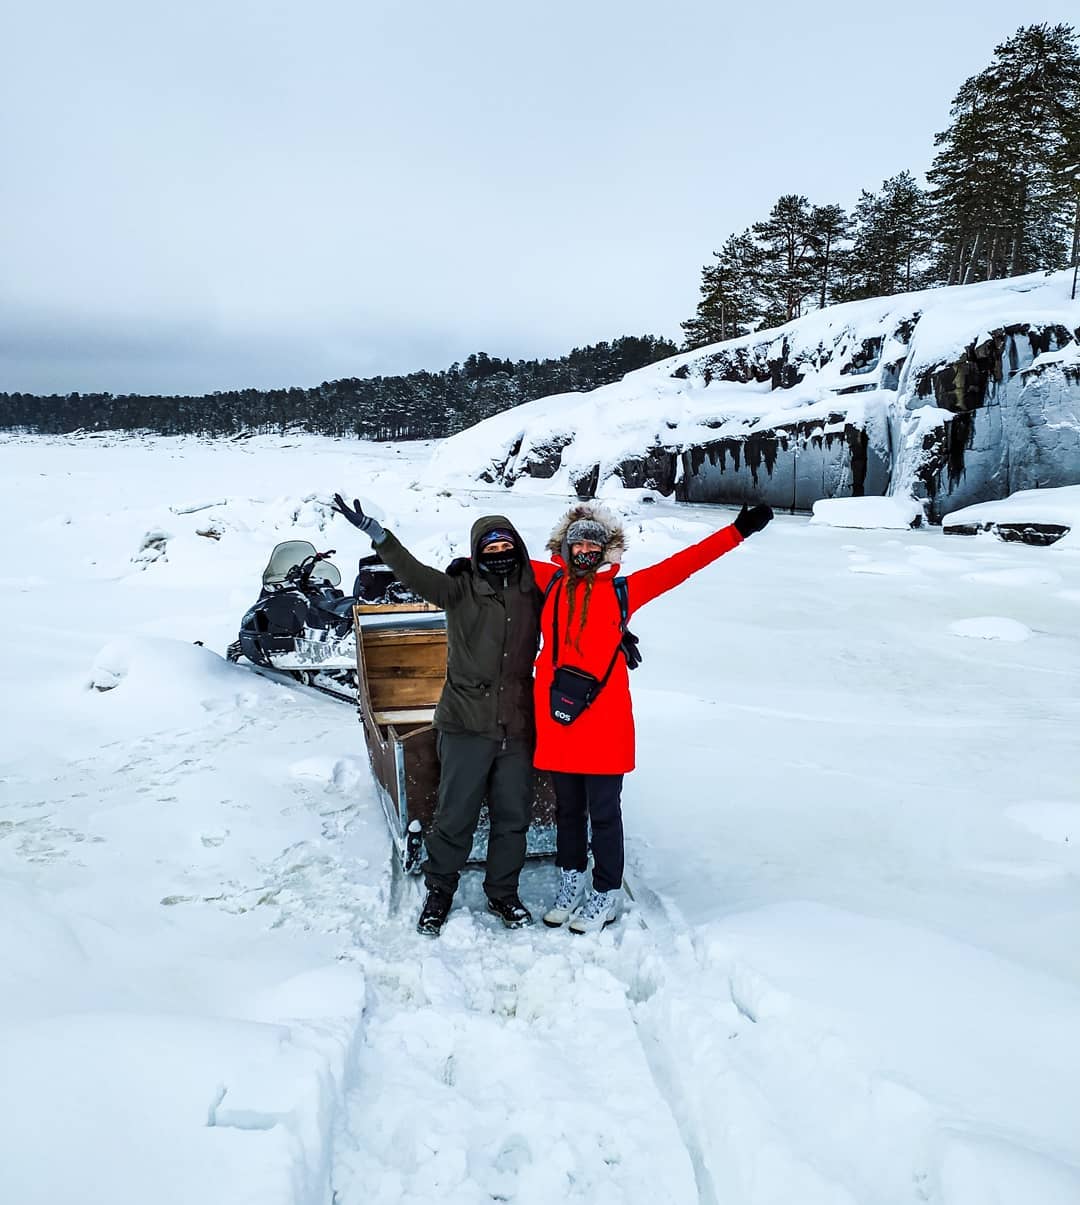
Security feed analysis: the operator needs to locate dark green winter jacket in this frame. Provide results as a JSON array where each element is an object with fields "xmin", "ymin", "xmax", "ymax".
[{"xmin": 375, "ymin": 515, "xmax": 541, "ymax": 741}]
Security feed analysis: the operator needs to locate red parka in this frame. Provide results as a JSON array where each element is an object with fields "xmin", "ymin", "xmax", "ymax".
[{"xmin": 530, "ymin": 502, "xmax": 743, "ymax": 775}]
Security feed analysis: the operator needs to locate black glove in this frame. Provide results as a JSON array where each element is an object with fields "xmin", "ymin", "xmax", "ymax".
[
  {"xmin": 332, "ymin": 494, "xmax": 386, "ymax": 543},
  {"xmin": 620, "ymin": 629, "xmax": 642, "ymax": 671},
  {"xmin": 733, "ymin": 503, "xmax": 773, "ymax": 538}
]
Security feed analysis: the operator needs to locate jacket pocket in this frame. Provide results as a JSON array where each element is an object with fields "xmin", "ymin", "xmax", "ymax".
[{"xmin": 450, "ymin": 674, "xmax": 491, "ymax": 695}]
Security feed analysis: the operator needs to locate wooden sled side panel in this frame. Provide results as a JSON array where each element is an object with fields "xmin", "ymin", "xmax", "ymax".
[{"xmin": 354, "ymin": 606, "xmax": 444, "ymax": 853}]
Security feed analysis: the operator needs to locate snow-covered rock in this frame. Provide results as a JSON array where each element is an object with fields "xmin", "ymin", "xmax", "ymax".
[
  {"xmin": 428, "ymin": 271, "xmax": 1080, "ymax": 523},
  {"xmin": 811, "ymin": 495, "xmax": 926, "ymax": 530},
  {"xmin": 942, "ymin": 482, "xmax": 1080, "ymax": 547},
  {"xmin": 132, "ymin": 527, "xmax": 171, "ymax": 566}
]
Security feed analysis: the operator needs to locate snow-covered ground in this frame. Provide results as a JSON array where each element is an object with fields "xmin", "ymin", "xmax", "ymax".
[{"xmin": 2, "ymin": 432, "xmax": 1080, "ymax": 1205}]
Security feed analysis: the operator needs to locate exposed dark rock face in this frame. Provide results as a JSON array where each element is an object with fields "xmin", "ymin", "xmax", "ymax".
[
  {"xmin": 572, "ymin": 464, "xmax": 600, "ymax": 498},
  {"xmin": 482, "ymin": 432, "xmax": 574, "ymax": 486},
  {"xmin": 694, "ymin": 343, "xmax": 775, "ymax": 386},
  {"xmin": 895, "ymin": 325, "xmax": 1080, "ymax": 520},
  {"xmin": 518, "ymin": 435, "xmax": 571, "ymax": 479},
  {"xmin": 913, "ymin": 325, "xmax": 1073, "ymax": 414},
  {"xmin": 689, "ymin": 318, "xmax": 916, "ymax": 397},
  {"xmin": 840, "ymin": 337, "xmax": 883, "ymax": 377},
  {"xmin": 613, "ymin": 447, "xmax": 678, "ymax": 494},
  {"xmin": 675, "ymin": 415, "xmax": 888, "ymax": 509},
  {"xmin": 943, "ymin": 521, "xmax": 1070, "ymax": 546}
]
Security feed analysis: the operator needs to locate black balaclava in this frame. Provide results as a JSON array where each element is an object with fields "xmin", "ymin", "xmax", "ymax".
[{"xmin": 477, "ymin": 528, "xmax": 520, "ymax": 579}]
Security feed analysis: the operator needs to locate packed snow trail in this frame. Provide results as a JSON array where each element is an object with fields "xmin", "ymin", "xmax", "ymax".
[{"xmin": 333, "ymin": 873, "xmax": 702, "ymax": 1205}]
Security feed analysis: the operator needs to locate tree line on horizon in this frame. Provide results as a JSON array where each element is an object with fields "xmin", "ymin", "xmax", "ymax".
[
  {"xmin": 4, "ymin": 23, "xmax": 1078, "ymax": 441},
  {"xmin": 683, "ymin": 23, "xmax": 1080, "ymax": 346},
  {"xmin": 0, "ymin": 337, "xmax": 678, "ymax": 442}
]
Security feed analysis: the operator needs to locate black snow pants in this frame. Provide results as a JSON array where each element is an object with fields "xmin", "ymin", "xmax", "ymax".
[
  {"xmin": 551, "ymin": 771, "xmax": 625, "ymax": 894},
  {"xmin": 422, "ymin": 731, "xmax": 534, "ymax": 900}
]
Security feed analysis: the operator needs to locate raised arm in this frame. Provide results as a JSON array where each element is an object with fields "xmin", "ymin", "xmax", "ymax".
[
  {"xmin": 625, "ymin": 504, "xmax": 772, "ymax": 612},
  {"xmin": 380, "ymin": 533, "xmax": 472, "ymax": 609},
  {"xmin": 333, "ymin": 493, "xmax": 463, "ymax": 610}
]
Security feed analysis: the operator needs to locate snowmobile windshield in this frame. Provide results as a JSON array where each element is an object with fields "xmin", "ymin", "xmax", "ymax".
[
  {"xmin": 262, "ymin": 541, "xmax": 342, "ymax": 588},
  {"xmin": 262, "ymin": 541, "xmax": 317, "ymax": 587},
  {"xmin": 308, "ymin": 560, "xmax": 341, "ymax": 587}
]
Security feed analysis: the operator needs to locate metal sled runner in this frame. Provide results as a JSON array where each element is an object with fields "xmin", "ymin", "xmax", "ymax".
[{"xmin": 353, "ymin": 601, "xmax": 557, "ymax": 873}]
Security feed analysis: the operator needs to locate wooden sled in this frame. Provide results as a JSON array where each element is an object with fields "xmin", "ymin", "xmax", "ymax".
[{"xmin": 353, "ymin": 601, "xmax": 557, "ymax": 873}]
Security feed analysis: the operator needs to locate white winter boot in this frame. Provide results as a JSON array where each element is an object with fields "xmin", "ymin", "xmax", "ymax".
[
  {"xmin": 568, "ymin": 888, "xmax": 619, "ymax": 934},
  {"xmin": 542, "ymin": 868, "xmax": 586, "ymax": 928}
]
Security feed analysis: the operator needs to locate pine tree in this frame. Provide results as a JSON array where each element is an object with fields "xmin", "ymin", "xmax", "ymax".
[
  {"xmin": 840, "ymin": 172, "xmax": 933, "ymax": 300},
  {"xmin": 752, "ymin": 195, "xmax": 819, "ymax": 323},
  {"xmin": 1068, "ymin": 162, "xmax": 1080, "ymax": 299},
  {"xmin": 809, "ymin": 203, "xmax": 852, "ymax": 309},
  {"xmin": 681, "ymin": 230, "xmax": 764, "ymax": 348},
  {"xmin": 929, "ymin": 23, "xmax": 1080, "ymax": 283}
]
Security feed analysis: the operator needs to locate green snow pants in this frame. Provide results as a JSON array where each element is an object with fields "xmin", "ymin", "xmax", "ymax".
[{"xmin": 422, "ymin": 730, "xmax": 534, "ymax": 900}]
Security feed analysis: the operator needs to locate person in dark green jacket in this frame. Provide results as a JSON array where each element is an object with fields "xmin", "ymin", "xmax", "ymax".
[{"xmin": 333, "ymin": 494, "xmax": 542, "ymax": 937}]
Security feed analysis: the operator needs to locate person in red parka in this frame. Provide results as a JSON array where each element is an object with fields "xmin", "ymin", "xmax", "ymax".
[{"xmin": 533, "ymin": 498, "xmax": 773, "ymax": 933}]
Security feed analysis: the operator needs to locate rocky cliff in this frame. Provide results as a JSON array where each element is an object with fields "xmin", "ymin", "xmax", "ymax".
[{"xmin": 427, "ymin": 271, "xmax": 1080, "ymax": 522}]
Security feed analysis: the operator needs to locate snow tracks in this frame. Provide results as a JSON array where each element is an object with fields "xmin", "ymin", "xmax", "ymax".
[
  {"xmin": 333, "ymin": 882, "xmax": 1080, "ymax": 1205},
  {"xmin": 333, "ymin": 878, "xmax": 700, "ymax": 1205},
  {"xmin": 7, "ymin": 636, "xmax": 1078, "ymax": 1205}
]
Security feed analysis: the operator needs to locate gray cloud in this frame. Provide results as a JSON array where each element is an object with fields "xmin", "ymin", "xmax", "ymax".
[{"xmin": 1, "ymin": 0, "xmax": 1067, "ymax": 395}]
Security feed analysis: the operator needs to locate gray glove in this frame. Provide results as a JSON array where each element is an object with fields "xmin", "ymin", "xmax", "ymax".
[{"xmin": 332, "ymin": 494, "xmax": 387, "ymax": 544}]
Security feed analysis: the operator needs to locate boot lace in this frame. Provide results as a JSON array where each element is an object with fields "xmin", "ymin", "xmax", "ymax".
[
  {"xmin": 579, "ymin": 889, "xmax": 614, "ymax": 920},
  {"xmin": 552, "ymin": 869, "xmax": 583, "ymax": 910}
]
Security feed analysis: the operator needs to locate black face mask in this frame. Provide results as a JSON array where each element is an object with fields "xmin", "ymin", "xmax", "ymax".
[
  {"xmin": 571, "ymin": 549, "xmax": 603, "ymax": 573},
  {"xmin": 478, "ymin": 549, "xmax": 519, "ymax": 577}
]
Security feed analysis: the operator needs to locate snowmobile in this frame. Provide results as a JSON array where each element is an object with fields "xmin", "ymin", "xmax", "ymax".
[{"xmin": 226, "ymin": 540, "xmax": 431, "ymax": 704}]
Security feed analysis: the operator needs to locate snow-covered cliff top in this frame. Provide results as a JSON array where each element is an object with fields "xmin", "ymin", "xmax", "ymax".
[{"xmin": 426, "ymin": 269, "xmax": 1080, "ymax": 496}]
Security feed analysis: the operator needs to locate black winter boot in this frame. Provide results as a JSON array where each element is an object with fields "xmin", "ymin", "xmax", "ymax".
[
  {"xmin": 487, "ymin": 893, "xmax": 533, "ymax": 929},
  {"xmin": 417, "ymin": 887, "xmax": 454, "ymax": 937}
]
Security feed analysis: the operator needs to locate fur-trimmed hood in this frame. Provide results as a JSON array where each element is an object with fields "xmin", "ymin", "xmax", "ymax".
[{"xmin": 546, "ymin": 501, "xmax": 626, "ymax": 566}]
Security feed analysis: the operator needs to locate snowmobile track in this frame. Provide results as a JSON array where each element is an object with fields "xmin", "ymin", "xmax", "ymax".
[{"xmin": 218, "ymin": 644, "xmax": 360, "ymax": 706}]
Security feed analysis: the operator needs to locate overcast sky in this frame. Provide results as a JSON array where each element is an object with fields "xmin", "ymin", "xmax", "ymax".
[{"xmin": 1, "ymin": 0, "xmax": 1072, "ymax": 395}]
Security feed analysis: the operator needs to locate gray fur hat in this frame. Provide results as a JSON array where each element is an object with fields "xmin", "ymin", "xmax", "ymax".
[
  {"xmin": 566, "ymin": 517, "xmax": 610, "ymax": 548},
  {"xmin": 546, "ymin": 501, "xmax": 627, "ymax": 567}
]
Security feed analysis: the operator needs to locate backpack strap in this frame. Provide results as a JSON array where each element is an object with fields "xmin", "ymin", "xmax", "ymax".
[
  {"xmin": 544, "ymin": 568, "xmax": 627, "ymax": 623},
  {"xmin": 545, "ymin": 569, "xmax": 639, "ymax": 675},
  {"xmin": 613, "ymin": 576, "xmax": 629, "ymax": 630},
  {"xmin": 541, "ymin": 568, "xmax": 564, "ymax": 606},
  {"xmin": 613, "ymin": 575, "xmax": 642, "ymax": 670}
]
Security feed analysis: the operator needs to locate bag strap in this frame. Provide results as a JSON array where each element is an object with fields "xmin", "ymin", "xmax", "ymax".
[{"xmin": 547, "ymin": 575, "xmax": 626, "ymax": 696}]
